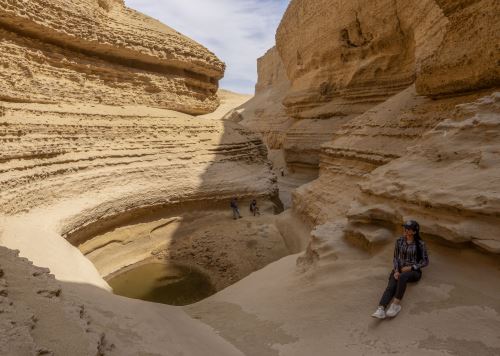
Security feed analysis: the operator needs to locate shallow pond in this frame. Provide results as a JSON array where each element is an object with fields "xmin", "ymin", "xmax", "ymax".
[{"xmin": 107, "ymin": 262, "xmax": 216, "ymax": 306}]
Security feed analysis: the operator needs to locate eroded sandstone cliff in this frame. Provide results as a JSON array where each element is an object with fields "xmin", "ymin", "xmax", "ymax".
[
  {"xmin": 179, "ymin": 4, "xmax": 500, "ymax": 353},
  {"xmin": 240, "ymin": 0, "xmax": 499, "ymax": 174},
  {"xmin": 230, "ymin": 47, "xmax": 293, "ymax": 151},
  {"xmin": 238, "ymin": 0, "xmax": 500, "ymax": 254},
  {"xmin": 0, "ymin": 0, "xmax": 224, "ymax": 114},
  {"xmin": 0, "ymin": 2, "xmax": 279, "ymax": 354}
]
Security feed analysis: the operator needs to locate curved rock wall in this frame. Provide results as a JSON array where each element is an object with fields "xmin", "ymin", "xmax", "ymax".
[
  {"xmin": 241, "ymin": 0, "xmax": 498, "ymax": 173},
  {"xmin": 0, "ymin": 0, "xmax": 225, "ymax": 114},
  {"xmin": 276, "ymin": 0, "xmax": 417, "ymax": 120},
  {"xmin": 0, "ymin": 0, "xmax": 277, "ymax": 283},
  {"xmin": 349, "ymin": 93, "xmax": 500, "ymax": 253},
  {"xmin": 241, "ymin": 0, "xmax": 500, "ymax": 253}
]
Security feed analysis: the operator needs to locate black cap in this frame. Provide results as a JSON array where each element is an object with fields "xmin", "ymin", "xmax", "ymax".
[{"xmin": 402, "ymin": 220, "xmax": 420, "ymax": 232}]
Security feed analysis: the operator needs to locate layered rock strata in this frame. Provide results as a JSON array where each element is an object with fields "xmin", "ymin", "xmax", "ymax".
[
  {"xmin": 348, "ymin": 93, "xmax": 500, "ymax": 253},
  {"xmin": 0, "ymin": 0, "xmax": 224, "ymax": 114},
  {"xmin": 0, "ymin": 1, "xmax": 282, "ymax": 349},
  {"xmin": 0, "ymin": 0, "xmax": 284, "ymax": 354},
  {"xmin": 276, "ymin": 0, "xmax": 417, "ymax": 120},
  {"xmin": 233, "ymin": 47, "xmax": 293, "ymax": 150},
  {"xmin": 0, "ymin": 102, "xmax": 277, "ymax": 279},
  {"xmin": 0, "ymin": 1, "xmax": 279, "ymax": 350},
  {"xmin": 237, "ymin": 0, "xmax": 500, "ymax": 254},
  {"xmin": 240, "ymin": 0, "xmax": 499, "ymax": 173},
  {"xmin": 294, "ymin": 86, "xmax": 494, "ymax": 224}
]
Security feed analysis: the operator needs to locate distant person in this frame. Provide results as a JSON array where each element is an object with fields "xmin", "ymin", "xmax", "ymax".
[
  {"xmin": 249, "ymin": 199, "xmax": 260, "ymax": 216},
  {"xmin": 372, "ymin": 220, "xmax": 429, "ymax": 319},
  {"xmin": 280, "ymin": 167, "xmax": 285, "ymax": 177},
  {"xmin": 230, "ymin": 197, "xmax": 242, "ymax": 220}
]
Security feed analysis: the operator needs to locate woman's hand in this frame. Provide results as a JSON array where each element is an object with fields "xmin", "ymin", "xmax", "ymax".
[
  {"xmin": 401, "ymin": 266, "xmax": 412, "ymax": 273},
  {"xmin": 394, "ymin": 271, "xmax": 400, "ymax": 280}
]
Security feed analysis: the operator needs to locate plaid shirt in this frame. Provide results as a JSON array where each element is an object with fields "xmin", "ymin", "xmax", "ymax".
[{"xmin": 393, "ymin": 237, "xmax": 429, "ymax": 272}]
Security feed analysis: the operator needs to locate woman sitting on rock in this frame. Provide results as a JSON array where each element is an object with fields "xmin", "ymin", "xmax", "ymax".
[{"xmin": 372, "ymin": 220, "xmax": 429, "ymax": 319}]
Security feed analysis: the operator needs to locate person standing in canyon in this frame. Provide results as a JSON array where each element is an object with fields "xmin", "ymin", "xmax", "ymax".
[
  {"xmin": 230, "ymin": 197, "xmax": 242, "ymax": 220},
  {"xmin": 372, "ymin": 220, "xmax": 429, "ymax": 319},
  {"xmin": 249, "ymin": 199, "xmax": 260, "ymax": 216}
]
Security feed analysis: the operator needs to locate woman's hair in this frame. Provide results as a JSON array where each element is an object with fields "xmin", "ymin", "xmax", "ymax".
[{"xmin": 404, "ymin": 220, "xmax": 423, "ymax": 262}]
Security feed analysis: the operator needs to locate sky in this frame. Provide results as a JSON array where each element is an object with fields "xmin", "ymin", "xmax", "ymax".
[{"xmin": 125, "ymin": 0, "xmax": 290, "ymax": 94}]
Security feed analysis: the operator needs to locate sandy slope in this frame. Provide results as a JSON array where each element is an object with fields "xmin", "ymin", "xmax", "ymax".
[
  {"xmin": 0, "ymin": 246, "xmax": 244, "ymax": 356},
  {"xmin": 187, "ymin": 224, "xmax": 500, "ymax": 356}
]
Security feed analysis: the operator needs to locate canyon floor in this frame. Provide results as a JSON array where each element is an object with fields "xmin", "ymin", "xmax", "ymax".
[
  {"xmin": 1, "ymin": 93, "xmax": 499, "ymax": 356},
  {"xmin": 2, "ymin": 0, "xmax": 499, "ymax": 354},
  {"xmin": 3, "ymin": 212, "xmax": 500, "ymax": 356},
  {"xmin": 186, "ymin": 226, "xmax": 500, "ymax": 356}
]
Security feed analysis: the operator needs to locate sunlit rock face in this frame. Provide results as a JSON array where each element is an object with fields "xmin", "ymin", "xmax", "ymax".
[
  {"xmin": 0, "ymin": 1, "xmax": 282, "ymax": 354},
  {"xmin": 271, "ymin": 0, "xmax": 419, "ymax": 170},
  {"xmin": 414, "ymin": 0, "xmax": 500, "ymax": 96},
  {"xmin": 0, "ymin": 0, "xmax": 225, "ymax": 114},
  {"xmin": 351, "ymin": 93, "xmax": 500, "ymax": 254},
  {"xmin": 0, "ymin": 0, "xmax": 278, "ymax": 287},
  {"xmin": 276, "ymin": 0, "xmax": 417, "ymax": 121},
  {"xmin": 287, "ymin": 0, "xmax": 500, "ymax": 254},
  {"xmin": 276, "ymin": 0, "xmax": 498, "ymax": 117},
  {"xmin": 239, "ymin": 0, "xmax": 500, "ymax": 253},
  {"xmin": 234, "ymin": 47, "xmax": 293, "ymax": 151},
  {"xmin": 242, "ymin": 0, "xmax": 498, "ymax": 172}
]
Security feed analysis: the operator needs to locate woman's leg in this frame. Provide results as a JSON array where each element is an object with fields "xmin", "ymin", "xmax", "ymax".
[
  {"xmin": 379, "ymin": 271, "xmax": 398, "ymax": 308},
  {"xmin": 393, "ymin": 271, "xmax": 421, "ymax": 303}
]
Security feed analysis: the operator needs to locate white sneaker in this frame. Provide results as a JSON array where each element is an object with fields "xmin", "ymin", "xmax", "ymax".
[
  {"xmin": 371, "ymin": 306, "xmax": 386, "ymax": 319},
  {"xmin": 386, "ymin": 303, "xmax": 401, "ymax": 317}
]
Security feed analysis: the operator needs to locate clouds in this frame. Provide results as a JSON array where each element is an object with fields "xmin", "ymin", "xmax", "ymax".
[{"xmin": 124, "ymin": 0, "xmax": 289, "ymax": 94}]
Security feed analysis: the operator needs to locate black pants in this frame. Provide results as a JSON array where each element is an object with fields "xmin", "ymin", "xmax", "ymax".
[{"xmin": 379, "ymin": 270, "xmax": 421, "ymax": 308}]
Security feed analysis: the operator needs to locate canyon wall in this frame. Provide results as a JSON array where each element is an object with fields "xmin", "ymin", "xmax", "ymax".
[
  {"xmin": 232, "ymin": 47, "xmax": 293, "ymax": 150},
  {"xmin": 241, "ymin": 0, "xmax": 499, "ymax": 174},
  {"xmin": 0, "ymin": 0, "xmax": 224, "ymax": 114},
  {"xmin": 241, "ymin": 0, "xmax": 500, "ymax": 253},
  {"xmin": 0, "ymin": 1, "xmax": 277, "ymax": 354},
  {"xmin": 0, "ymin": 0, "xmax": 277, "ymax": 277}
]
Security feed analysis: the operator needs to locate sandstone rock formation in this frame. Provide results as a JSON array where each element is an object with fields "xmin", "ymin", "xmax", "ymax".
[
  {"xmin": 219, "ymin": 3, "xmax": 500, "ymax": 353},
  {"xmin": 1, "ymin": 0, "xmax": 500, "ymax": 354},
  {"xmin": 0, "ymin": 100, "xmax": 277, "ymax": 283},
  {"xmin": 350, "ymin": 93, "xmax": 500, "ymax": 253},
  {"xmin": 237, "ymin": 0, "xmax": 500, "ymax": 254},
  {"xmin": 288, "ymin": 0, "xmax": 500, "ymax": 255},
  {"xmin": 239, "ymin": 0, "xmax": 499, "ymax": 173},
  {"xmin": 0, "ymin": 0, "xmax": 224, "ymax": 114},
  {"xmin": 0, "ymin": 1, "xmax": 279, "ymax": 353},
  {"xmin": 231, "ymin": 47, "xmax": 293, "ymax": 150}
]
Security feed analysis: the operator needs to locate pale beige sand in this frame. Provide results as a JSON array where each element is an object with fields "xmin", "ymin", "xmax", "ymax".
[
  {"xmin": 187, "ymin": 224, "xmax": 500, "ymax": 356},
  {"xmin": 0, "ymin": 246, "xmax": 244, "ymax": 356},
  {"xmin": 200, "ymin": 89, "xmax": 252, "ymax": 120}
]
